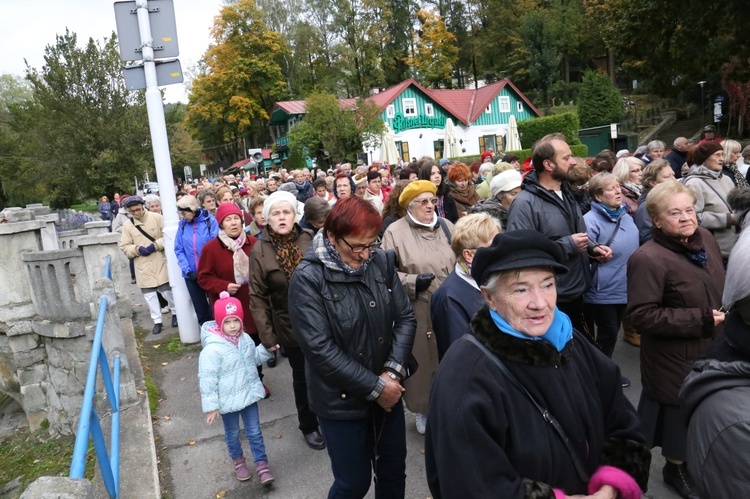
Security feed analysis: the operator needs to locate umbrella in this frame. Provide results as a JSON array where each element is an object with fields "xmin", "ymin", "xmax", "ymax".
[
  {"xmin": 505, "ymin": 115, "xmax": 522, "ymax": 152},
  {"xmin": 380, "ymin": 123, "xmax": 400, "ymax": 165},
  {"xmin": 444, "ymin": 118, "xmax": 459, "ymax": 158}
]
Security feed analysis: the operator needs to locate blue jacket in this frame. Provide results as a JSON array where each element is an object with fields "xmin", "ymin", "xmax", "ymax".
[
  {"xmin": 174, "ymin": 209, "xmax": 218, "ymax": 277},
  {"xmin": 430, "ymin": 268, "xmax": 484, "ymax": 360},
  {"xmin": 198, "ymin": 322, "xmax": 273, "ymax": 414},
  {"xmin": 583, "ymin": 203, "xmax": 639, "ymax": 304}
]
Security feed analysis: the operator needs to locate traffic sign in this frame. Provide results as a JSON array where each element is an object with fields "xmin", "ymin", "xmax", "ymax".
[
  {"xmin": 114, "ymin": 0, "xmax": 179, "ymax": 61},
  {"xmin": 122, "ymin": 59, "xmax": 183, "ymax": 90}
]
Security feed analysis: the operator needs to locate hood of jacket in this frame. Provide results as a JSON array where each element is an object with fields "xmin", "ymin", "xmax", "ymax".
[
  {"xmin": 685, "ymin": 164, "xmax": 722, "ymax": 179},
  {"xmin": 681, "ymin": 357, "xmax": 750, "ymax": 421}
]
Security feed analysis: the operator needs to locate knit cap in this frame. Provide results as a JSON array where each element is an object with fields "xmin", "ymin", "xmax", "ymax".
[
  {"xmin": 214, "ymin": 291, "xmax": 244, "ymax": 331},
  {"xmin": 263, "ymin": 191, "xmax": 298, "ymax": 220}
]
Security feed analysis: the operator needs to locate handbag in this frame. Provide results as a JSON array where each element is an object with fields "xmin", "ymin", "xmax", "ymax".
[{"xmin": 464, "ymin": 334, "xmax": 591, "ymax": 484}]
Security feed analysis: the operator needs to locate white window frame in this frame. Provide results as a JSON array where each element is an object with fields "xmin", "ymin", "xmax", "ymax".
[
  {"xmin": 386, "ymin": 104, "xmax": 395, "ymax": 118},
  {"xmin": 517, "ymin": 101, "xmax": 524, "ymax": 113},
  {"xmin": 499, "ymin": 96, "xmax": 511, "ymax": 113},
  {"xmin": 485, "ymin": 103, "xmax": 492, "ymax": 114},
  {"xmin": 402, "ymin": 98, "xmax": 417, "ymax": 117},
  {"xmin": 425, "ymin": 103, "xmax": 434, "ymax": 117}
]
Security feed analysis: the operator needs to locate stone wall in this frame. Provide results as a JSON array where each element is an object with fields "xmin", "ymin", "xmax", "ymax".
[{"xmin": 0, "ymin": 205, "xmax": 137, "ymax": 436}]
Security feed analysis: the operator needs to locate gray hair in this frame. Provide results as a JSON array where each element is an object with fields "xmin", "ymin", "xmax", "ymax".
[
  {"xmin": 647, "ymin": 140, "xmax": 665, "ymax": 153},
  {"xmin": 304, "ymin": 196, "xmax": 331, "ymax": 224},
  {"xmin": 143, "ymin": 194, "xmax": 161, "ymax": 209}
]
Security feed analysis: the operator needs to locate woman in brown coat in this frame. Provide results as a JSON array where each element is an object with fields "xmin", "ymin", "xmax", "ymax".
[
  {"xmin": 626, "ymin": 181, "xmax": 725, "ymax": 499},
  {"xmin": 382, "ymin": 180, "xmax": 454, "ymax": 435},
  {"xmin": 248, "ymin": 192, "xmax": 324, "ymax": 450}
]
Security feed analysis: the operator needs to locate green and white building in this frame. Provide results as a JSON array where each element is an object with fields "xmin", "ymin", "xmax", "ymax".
[{"xmin": 269, "ymin": 78, "xmax": 541, "ymax": 165}]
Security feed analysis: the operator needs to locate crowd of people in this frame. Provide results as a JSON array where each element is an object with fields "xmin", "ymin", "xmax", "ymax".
[{"xmin": 104, "ymin": 127, "xmax": 750, "ymax": 498}]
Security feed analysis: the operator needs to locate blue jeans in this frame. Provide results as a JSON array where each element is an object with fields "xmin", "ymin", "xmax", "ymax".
[
  {"xmin": 318, "ymin": 400, "xmax": 406, "ymax": 499},
  {"xmin": 220, "ymin": 403, "xmax": 267, "ymax": 464}
]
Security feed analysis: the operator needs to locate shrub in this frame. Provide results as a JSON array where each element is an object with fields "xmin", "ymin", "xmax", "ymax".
[
  {"xmin": 577, "ymin": 70, "xmax": 624, "ymax": 129},
  {"xmin": 517, "ymin": 112, "xmax": 583, "ymax": 148}
]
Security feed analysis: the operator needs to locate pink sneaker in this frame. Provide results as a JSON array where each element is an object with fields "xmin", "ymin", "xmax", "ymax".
[
  {"xmin": 232, "ymin": 455, "xmax": 251, "ymax": 481},
  {"xmin": 255, "ymin": 461, "xmax": 275, "ymax": 486}
]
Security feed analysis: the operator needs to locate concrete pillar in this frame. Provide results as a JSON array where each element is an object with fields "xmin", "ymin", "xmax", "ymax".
[
  {"xmin": 84, "ymin": 220, "xmax": 112, "ymax": 236},
  {"xmin": 0, "ymin": 221, "xmax": 44, "ymax": 323},
  {"xmin": 20, "ymin": 477, "xmax": 93, "ymax": 499},
  {"xmin": 37, "ymin": 213, "xmax": 61, "ymax": 251},
  {"xmin": 76, "ymin": 233, "xmax": 123, "ymax": 296},
  {"xmin": 20, "ymin": 249, "xmax": 91, "ymax": 321}
]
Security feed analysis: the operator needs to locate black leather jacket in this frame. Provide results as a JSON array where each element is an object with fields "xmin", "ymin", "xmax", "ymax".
[{"xmin": 288, "ymin": 248, "xmax": 416, "ymax": 420}]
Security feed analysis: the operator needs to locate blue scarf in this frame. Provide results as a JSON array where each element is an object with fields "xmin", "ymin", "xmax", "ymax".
[
  {"xmin": 593, "ymin": 201, "xmax": 624, "ymax": 222},
  {"xmin": 489, "ymin": 307, "xmax": 573, "ymax": 352}
]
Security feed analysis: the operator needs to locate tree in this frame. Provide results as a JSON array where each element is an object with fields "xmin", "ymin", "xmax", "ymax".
[
  {"xmin": 286, "ymin": 92, "xmax": 384, "ymax": 166},
  {"xmin": 513, "ymin": 10, "xmax": 561, "ymax": 110},
  {"xmin": 577, "ymin": 69, "xmax": 623, "ymax": 128},
  {"xmin": 409, "ymin": 9, "xmax": 459, "ymax": 88},
  {"xmin": 165, "ymin": 103, "xmax": 205, "ymax": 181},
  {"xmin": 185, "ymin": 0, "xmax": 289, "ymax": 165},
  {"xmin": 0, "ymin": 31, "xmax": 151, "ymax": 207}
]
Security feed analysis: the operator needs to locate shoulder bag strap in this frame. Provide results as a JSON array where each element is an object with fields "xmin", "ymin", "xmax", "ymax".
[
  {"xmin": 589, "ymin": 216, "xmax": 622, "ymax": 277},
  {"xmin": 437, "ymin": 217, "xmax": 452, "ymax": 244},
  {"xmin": 131, "ymin": 219, "xmax": 156, "ymax": 243},
  {"xmin": 699, "ymin": 178, "xmax": 733, "ymax": 213},
  {"xmin": 464, "ymin": 334, "xmax": 590, "ymax": 484}
]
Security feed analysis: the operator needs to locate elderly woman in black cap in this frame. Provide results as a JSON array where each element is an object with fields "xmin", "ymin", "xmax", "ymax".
[{"xmin": 425, "ymin": 230, "xmax": 650, "ymax": 499}]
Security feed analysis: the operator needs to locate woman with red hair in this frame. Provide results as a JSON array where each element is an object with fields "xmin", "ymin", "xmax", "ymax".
[
  {"xmin": 447, "ymin": 163, "xmax": 480, "ymax": 217},
  {"xmin": 289, "ymin": 196, "xmax": 416, "ymax": 499}
]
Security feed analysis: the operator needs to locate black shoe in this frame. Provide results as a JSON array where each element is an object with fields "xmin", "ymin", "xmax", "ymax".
[
  {"xmin": 152, "ymin": 323, "xmax": 163, "ymax": 335},
  {"xmin": 267, "ymin": 350, "xmax": 277, "ymax": 368},
  {"xmin": 303, "ymin": 430, "xmax": 326, "ymax": 450},
  {"xmin": 171, "ymin": 315, "xmax": 178, "ymax": 328},
  {"xmin": 620, "ymin": 376, "xmax": 631, "ymax": 388},
  {"xmin": 279, "ymin": 346, "xmax": 288, "ymax": 358},
  {"xmin": 663, "ymin": 462, "xmax": 700, "ymax": 499}
]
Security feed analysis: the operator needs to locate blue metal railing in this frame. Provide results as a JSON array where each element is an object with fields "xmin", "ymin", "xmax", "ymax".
[{"xmin": 70, "ymin": 255, "xmax": 120, "ymax": 498}]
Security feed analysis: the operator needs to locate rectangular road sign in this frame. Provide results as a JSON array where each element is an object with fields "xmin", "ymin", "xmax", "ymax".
[
  {"xmin": 114, "ymin": 0, "xmax": 179, "ymax": 61},
  {"xmin": 122, "ymin": 59, "xmax": 183, "ymax": 90}
]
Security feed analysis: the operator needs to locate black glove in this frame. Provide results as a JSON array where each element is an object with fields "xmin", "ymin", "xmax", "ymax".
[
  {"xmin": 138, "ymin": 243, "xmax": 156, "ymax": 256},
  {"xmin": 415, "ymin": 273, "xmax": 436, "ymax": 294},
  {"xmin": 187, "ymin": 271, "xmax": 197, "ymax": 281}
]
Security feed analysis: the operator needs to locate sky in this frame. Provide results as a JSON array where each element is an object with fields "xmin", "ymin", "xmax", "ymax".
[{"xmin": 0, "ymin": 0, "xmax": 225, "ymax": 103}]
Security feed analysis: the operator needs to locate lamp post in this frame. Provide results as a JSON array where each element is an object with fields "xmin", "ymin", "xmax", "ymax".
[{"xmin": 698, "ymin": 80, "xmax": 707, "ymax": 127}]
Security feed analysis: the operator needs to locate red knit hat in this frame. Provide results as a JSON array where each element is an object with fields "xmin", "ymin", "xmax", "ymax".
[
  {"xmin": 215, "ymin": 202, "xmax": 242, "ymax": 226},
  {"xmin": 214, "ymin": 291, "xmax": 244, "ymax": 331}
]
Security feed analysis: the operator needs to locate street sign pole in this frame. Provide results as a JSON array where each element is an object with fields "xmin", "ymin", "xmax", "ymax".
[{"xmin": 121, "ymin": 0, "xmax": 200, "ymax": 343}]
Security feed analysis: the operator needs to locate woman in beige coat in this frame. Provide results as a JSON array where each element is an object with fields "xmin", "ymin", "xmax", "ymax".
[{"xmin": 382, "ymin": 180, "xmax": 454, "ymax": 434}]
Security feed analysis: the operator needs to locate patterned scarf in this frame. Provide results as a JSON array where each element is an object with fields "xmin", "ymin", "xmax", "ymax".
[
  {"xmin": 268, "ymin": 226, "xmax": 303, "ymax": 280},
  {"xmin": 217, "ymin": 230, "xmax": 250, "ymax": 284},
  {"xmin": 652, "ymin": 226, "xmax": 708, "ymax": 268},
  {"xmin": 726, "ymin": 163, "xmax": 750, "ymax": 188},
  {"xmin": 312, "ymin": 231, "xmax": 374, "ymax": 276}
]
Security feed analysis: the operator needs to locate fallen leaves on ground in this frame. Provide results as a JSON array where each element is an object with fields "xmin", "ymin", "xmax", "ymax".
[
  {"xmin": 274, "ymin": 434, "xmax": 282, "ymax": 439},
  {"xmin": 161, "ymin": 362, "xmax": 169, "ymax": 366},
  {"xmin": 216, "ymin": 491, "xmax": 226, "ymax": 498},
  {"xmin": 187, "ymin": 440, "xmax": 196, "ymax": 445}
]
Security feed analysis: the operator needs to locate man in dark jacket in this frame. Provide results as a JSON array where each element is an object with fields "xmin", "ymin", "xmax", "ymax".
[
  {"xmin": 666, "ymin": 137, "xmax": 689, "ymax": 178},
  {"xmin": 507, "ymin": 133, "xmax": 612, "ymax": 332}
]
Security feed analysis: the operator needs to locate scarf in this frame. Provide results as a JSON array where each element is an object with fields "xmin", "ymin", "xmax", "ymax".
[
  {"xmin": 651, "ymin": 226, "xmax": 708, "ymax": 267},
  {"xmin": 726, "ymin": 163, "xmax": 750, "ymax": 188},
  {"xmin": 217, "ymin": 230, "xmax": 251, "ymax": 284},
  {"xmin": 623, "ymin": 181, "xmax": 642, "ymax": 197},
  {"xmin": 268, "ymin": 226, "xmax": 303, "ymax": 280},
  {"xmin": 592, "ymin": 201, "xmax": 625, "ymax": 222},
  {"xmin": 206, "ymin": 323, "xmax": 240, "ymax": 348},
  {"xmin": 450, "ymin": 183, "xmax": 479, "ymax": 207},
  {"xmin": 407, "ymin": 210, "xmax": 438, "ymax": 229},
  {"xmin": 312, "ymin": 231, "xmax": 374, "ymax": 276},
  {"xmin": 489, "ymin": 307, "xmax": 573, "ymax": 352},
  {"xmin": 690, "ymin": 164, "xmax": 722, "ymax": 180},
  {"xmin": 436, "ymin": 195, "xmax": 445, "ymax": 218}
]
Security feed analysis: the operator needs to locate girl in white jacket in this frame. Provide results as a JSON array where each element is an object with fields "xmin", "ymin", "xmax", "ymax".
[{"xmin": 199, "ymin": 291, "xmax": 278, "ymax": 484}]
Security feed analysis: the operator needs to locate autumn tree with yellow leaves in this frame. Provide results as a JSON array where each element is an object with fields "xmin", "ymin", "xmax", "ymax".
[
  {"xmin": 185, "ymin": 0, "xmax": 289, "ymax": 164},
  {"xmin": 409, "ymin": 9, "xmax": 459, "ymax": 89}
]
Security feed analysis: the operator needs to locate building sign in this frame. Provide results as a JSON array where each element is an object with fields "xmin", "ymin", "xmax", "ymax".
[{"xmin": 392, "ymin": 113, "xmax": 446, "ymax": 133}]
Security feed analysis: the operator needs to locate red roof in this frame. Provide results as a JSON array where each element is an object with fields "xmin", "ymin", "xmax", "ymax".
[{"xmin": 272, "ymin": 78, "xmax": 541, "ymax": 126}]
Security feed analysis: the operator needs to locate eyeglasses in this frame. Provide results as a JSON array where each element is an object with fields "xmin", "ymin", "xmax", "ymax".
[
  {"xmin": 340, "ymin": 236, "xmax": 381, "ymax": 253},
  {"xmin": 413, "ymin": 197, "xmax": 439, "ymax": 207}
]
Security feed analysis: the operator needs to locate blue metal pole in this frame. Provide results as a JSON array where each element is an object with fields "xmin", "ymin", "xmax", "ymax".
[
  {"xmin": 91, "ymin": 409, "xmax": 116, "ymax": 498},
  {"xmin": 111, "ymin": 356, "xmax": 121, "ymax": 494},
  {"xmin": 69, "ymin": 296, "xmax": 109, "ymax": 478},
  {"xmin": 103, "ymin": 255, "xmax": 112, "ymax": 280}
]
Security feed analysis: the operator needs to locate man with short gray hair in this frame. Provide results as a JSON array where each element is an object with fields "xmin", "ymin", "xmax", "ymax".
[
  {"xmin": 666, "ymin": 137, "xmax": 689, "ymax": 178},
  {"xmin": 642, "ymin": 140, "xmax": 665, "ymax": 166}
]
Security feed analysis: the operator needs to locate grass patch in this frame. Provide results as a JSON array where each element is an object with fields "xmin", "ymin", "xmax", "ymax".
[
  {"xmin": 70, "ymin": 201, "xmax": 100, "ymax": 213},
  {"xmin": 0, "ymin": 429, "xmax": 95, "ymax": 492},
  {"xmin": 164, "ymin": 336, "xmax": 201, "ymax": 355}
]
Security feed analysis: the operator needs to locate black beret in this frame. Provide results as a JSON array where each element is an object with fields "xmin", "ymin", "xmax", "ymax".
[{"xmin": 471, "ymin": 230, "xmax": 568, "ymax": 286}]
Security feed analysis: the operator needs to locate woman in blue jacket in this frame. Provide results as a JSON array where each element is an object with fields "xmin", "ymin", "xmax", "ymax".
[
  {"xmin": 583, "ymin": 173, "xmax": 639, "ymax": 383},
  {"xmin": 175, "ymin": 195, "xmax": 219, "ymax": 324}
]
